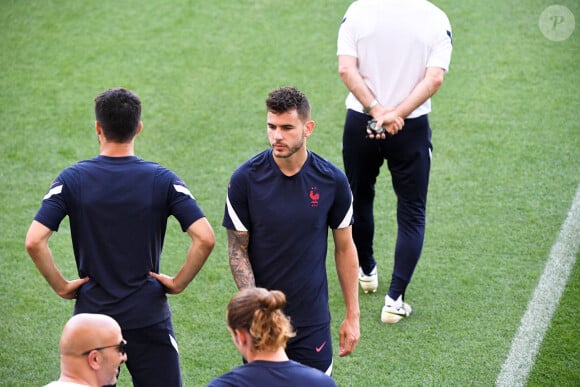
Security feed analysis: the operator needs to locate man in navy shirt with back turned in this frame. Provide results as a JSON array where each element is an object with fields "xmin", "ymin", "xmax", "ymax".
[
  {"xmin": 223, "ymin": 87, "xmax": 360, "ymax": 375},
  {"xmin": 26, "ymin": 87, "xmax": 215, "ymax": 386}
]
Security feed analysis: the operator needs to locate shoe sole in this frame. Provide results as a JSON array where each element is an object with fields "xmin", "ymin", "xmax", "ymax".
[
  {"xmin": 359, "ymin": 280, "xmax": 378, "ymax": 294},
  {"xmin": 381, "ymin": 311, "xmax": 405, "ymax": 324},
  {"xmin": 381, "ymin": 304, "xmax": 412, "ymax": 324}
]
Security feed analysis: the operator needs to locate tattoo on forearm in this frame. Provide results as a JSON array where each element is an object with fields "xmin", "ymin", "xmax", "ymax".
[{"xmin": 227, "ymin": 230, "xmax": 255, "ymax": 289}]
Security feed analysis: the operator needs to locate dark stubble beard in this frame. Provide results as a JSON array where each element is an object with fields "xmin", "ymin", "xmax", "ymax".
[{"xmin": 272, "ymin": 137, "xmax": 304, "ymax": 159}]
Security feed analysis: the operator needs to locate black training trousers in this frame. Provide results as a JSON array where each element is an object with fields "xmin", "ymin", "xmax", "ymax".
[{"xmin": 342, "ymin": 109, "xmax": 432, "ymax": 299}]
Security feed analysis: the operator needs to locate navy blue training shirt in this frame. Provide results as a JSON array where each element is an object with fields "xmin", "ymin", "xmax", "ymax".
[
  {"xmin": 34, "ymin": 155, "xmax": 205, "ymax": 329},
  {"xmin": 223, "ymin": 150, "xmax": 353, "ymax": 327},
  {"xmin": 207, "ymin": 360, "xmax": 338, "ymax": 387}
]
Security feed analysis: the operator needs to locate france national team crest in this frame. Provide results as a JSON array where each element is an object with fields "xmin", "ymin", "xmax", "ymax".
[{"xmin": 309, "ymin": 186, "xmax": 319, "ymax": 207}]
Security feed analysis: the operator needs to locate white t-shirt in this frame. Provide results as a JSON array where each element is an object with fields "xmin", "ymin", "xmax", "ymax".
[
  {"xmin": 337, "ymin": 0, "xmax": 453, "ymax": 118},
  {"xmin": 44, "ymin": 381, "xmax": 90, "ymax": 387}
]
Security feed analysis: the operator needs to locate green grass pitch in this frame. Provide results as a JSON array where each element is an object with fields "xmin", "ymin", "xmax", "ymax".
[{"xmin": 0, "ymin": 1, "xmax": 578, "ymax": 385}]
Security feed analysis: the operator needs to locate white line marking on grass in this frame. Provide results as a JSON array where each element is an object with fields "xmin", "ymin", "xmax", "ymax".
[{"xmin": 496, "ymin": 184, "xmax": 580, "ymax": 387}]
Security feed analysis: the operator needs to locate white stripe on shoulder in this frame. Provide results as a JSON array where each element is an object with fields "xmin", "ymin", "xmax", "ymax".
[
  {"xmin": 173, "ymin": 184, "xmax": 195, "ymax": 199},
  {"xmin": 337, "ymin": 194, "xmax": 354, "ymax": 229},
  {"xmin": 43, "ymin": 185, "xmax": 63, "ymax": 200},
  {"xmin": 226, "ymin": 194, "xmax": 248, "ymax": 232}
]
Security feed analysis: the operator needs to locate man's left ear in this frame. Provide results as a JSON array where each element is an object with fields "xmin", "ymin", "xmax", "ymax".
[
  {"xmin": 87, "ymin": 350, "xmax": 101, "ymax": 371},
  {"xmin": 235, "ymin": 328, "xmax": 252, "ymax": 347},
  {"xmin": 305, "ymin": 120, "xmax": 315, "ymax": 137}
]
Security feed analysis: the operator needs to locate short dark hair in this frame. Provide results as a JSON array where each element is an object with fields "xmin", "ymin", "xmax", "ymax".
[
  {"xmin": 94, "ymin": 88, "xmax": 141, "ymax": 143},
  {"xmin": 265, "ymin": 87, "xmax": 310, "ymax": 122}
]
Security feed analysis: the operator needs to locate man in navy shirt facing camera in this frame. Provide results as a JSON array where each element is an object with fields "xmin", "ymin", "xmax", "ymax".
[{"xmin": 223, "ymin": 87, "xmax": 360, "ymax": 375}]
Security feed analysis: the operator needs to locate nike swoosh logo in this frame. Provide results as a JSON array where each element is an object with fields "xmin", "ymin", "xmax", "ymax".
[{"xmin": 315, "ymin": 341, "xmax": 327, "ymax": 352}]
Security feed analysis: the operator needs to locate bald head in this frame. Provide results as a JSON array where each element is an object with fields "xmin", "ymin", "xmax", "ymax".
[{"xmin": 60, "ymin": 313, "xmax": 122, "ymax": 357}]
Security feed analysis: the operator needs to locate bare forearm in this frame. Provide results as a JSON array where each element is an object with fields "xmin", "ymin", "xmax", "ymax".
[
  {"xmin": 336, "ymin": 249, "xmax": 360, "ymax": 319},
  {"xmin": 394, "ymin": 67, "xmax": 445, "ymax": 118},
  {"xmin": 333, "ymin": 227, "xmax": 360, "ymax": 319},
  {"xmin": 339, "ymin": 66, "xmax": 376, "ymax": 110},
  {"xmin": 28, "ymin": 245, "xmax": 68, "ymax": 293},
  {"xmin": 339, "ymin": 54, "xmax": 445, "ymax": 124},
  {"xmin": 335, "ymin": 242, "xmax": 361, "ymax": 357},
  {"xmin": 227, "ymin": 229, "xmax": 255, "ymax": 289},
  {"xmin": 173, "ymin": 240, "xmax": 213, "ymax": 292},
  {"xmin": 25, "ymin": 222, "xmax": 67, "ymax": 295},
  {"xmin": 332, "ymin": 226, "xmax": 360, "ymax": 321},
  {"xmin": 152, "ymin": 218, "xmax": 215, "ymax": 295}
]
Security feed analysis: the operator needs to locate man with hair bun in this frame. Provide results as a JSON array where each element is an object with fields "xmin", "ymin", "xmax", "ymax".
[{"xmin": 207, "ymin": 288, "xmax": 337, "ymax": 386}]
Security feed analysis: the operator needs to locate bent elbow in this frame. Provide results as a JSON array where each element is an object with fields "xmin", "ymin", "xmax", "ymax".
[
  {"xmin": 25, "ymin": 234, "xmax": 41, "ymax": 256},
  {"xmin": 25, "ymin": 221, "xmax": 51, "ymax": 257},
  {"xmin": 338, "ymin": 65, "xmax": 352, "ymax": 81},
  {"xmin": 432, "ymin": 74, "xmax": 444, "ymax": 91},
  {"xmin": 200, "ymin": 229, "xmax": 216, "ymax": 255},
  {"xmin": 189, "ymin": 217, "xmax": 216, "ymax": 254},
  {"xmin": 204, "ymin": 234, "xmax": 216, "ymax": 253},
  {"xmin": 427, "ymin": 68, "xmax": 445, "ymax": 94},
  {"xmin": 24, "ymin": 239, "xmax": 36, "ymax": 255}
]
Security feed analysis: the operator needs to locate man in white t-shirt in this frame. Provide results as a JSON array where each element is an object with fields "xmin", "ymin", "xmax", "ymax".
[
  {"xmin": 337, "ymin": 0, "xmax": 452, "ymax": 323},
  {"xmin": 44, "ymin": 314, "xmax": 127, "ymax": 387}
]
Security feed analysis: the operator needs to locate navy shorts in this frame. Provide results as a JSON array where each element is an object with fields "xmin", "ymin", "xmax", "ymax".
[
  {"xmin": 286, "ymin": 323, "xmax": 333, "ymax": 375},
  {"xmin": 122, "ymin": 318, "xmax": 182, "ymax": 387}
]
